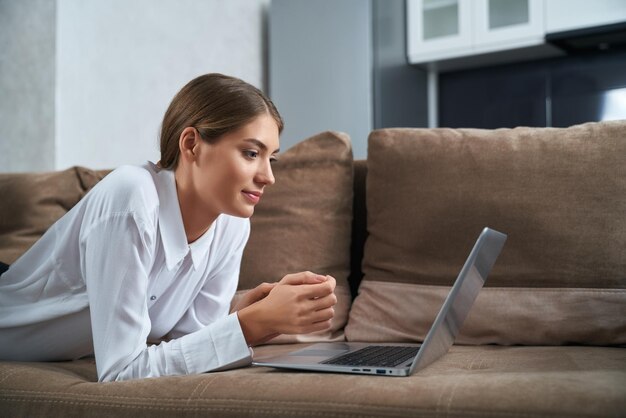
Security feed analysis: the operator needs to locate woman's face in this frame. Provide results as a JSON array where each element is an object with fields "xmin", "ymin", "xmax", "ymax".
[{"xmin": 185, "ymin": 113, "xmax": 280, "ymax": 220}]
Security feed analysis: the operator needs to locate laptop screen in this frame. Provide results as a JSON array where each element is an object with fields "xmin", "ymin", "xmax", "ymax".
[{"xmin": 409, "ymin": 228, "xmax": 507, "ymax": 374}]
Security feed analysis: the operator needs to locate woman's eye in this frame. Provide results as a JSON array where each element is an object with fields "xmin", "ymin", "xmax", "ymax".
[
  {"xmin": 244, "ymin": 150, "xmax": 258, "ymax": 159},
  {"xmin": 270, "ymin": 156, "xmax": 279, "ymax": 164}
]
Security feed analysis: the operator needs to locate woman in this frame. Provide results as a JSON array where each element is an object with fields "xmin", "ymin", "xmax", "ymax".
[{"xmin": 0, "ymin": 73, "xmax": 337, "ymax": 382}]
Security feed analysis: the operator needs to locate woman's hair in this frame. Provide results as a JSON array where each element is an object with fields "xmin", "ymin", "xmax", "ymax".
[{"xmin": 159, "ymin": 73, "xmax": 284, "ymax": 170}]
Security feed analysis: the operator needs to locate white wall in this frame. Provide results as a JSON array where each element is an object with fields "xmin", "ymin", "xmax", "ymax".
[
  {"xmin": 0, "ymin": 0, "xmax": 268, "ymax": 172},
  {"xmin": 55, "ymin": 0, "xmax": 269, "ymax": 170},
  {"xmin": 0, "ymin": 0, "xmax": 56, "ymax": 172}
]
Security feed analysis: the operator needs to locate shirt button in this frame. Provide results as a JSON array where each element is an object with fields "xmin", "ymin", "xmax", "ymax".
[{"xmin": 150, "ymin": 295, "xmax": 157, "ymax": 301}]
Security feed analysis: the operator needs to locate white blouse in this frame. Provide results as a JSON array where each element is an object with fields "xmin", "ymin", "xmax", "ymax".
[{"xmin": 0, "ymin": 162, "xmax": 253, "ymax": 381}]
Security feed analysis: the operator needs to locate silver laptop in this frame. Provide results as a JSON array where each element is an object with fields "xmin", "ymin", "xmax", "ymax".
[{"xmin": 253, "ymin": 227, "xmax": 507, "ymax": 377}]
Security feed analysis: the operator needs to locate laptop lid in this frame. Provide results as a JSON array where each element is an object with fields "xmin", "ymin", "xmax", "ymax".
[{"xmin": 408, "ymin": 227, "xmax": 507, "ymax": 374}]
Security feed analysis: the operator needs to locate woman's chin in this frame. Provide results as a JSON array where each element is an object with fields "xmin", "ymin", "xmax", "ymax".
[{"xmin": 228, "ymin": 206, "xmax": 255, "ymax": 219}]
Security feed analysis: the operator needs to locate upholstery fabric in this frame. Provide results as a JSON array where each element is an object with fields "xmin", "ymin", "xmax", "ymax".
[
  {"xmin": 346, "ymin": 121, "xmax": 626, "ymax": 345},
  {"xmin": 1, "ymin": 128, "xmax": 625, "ymax": 417},
  {"xmin": 236, "ymin": 131, "xmax": 354, "ymax": 343},
  {"xmin": 0, "ymin": 167, "xmax": 106, "ymax": 264},
  {"xmin": 1, "ymin": 345, "xmax": 625, "ymax": 417}
]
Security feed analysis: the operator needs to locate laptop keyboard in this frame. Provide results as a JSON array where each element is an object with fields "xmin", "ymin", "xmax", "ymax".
[{"xmin": 321, "ymin": 345, "xmax": 420, "ymax": 368}]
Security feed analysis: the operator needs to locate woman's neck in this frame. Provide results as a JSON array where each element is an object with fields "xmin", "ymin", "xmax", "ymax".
[{"xmin": 174, "ymin": 171, "xmax": 218, "ymax": 244}]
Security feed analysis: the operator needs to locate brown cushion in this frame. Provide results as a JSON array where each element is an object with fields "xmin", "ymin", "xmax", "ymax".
[
  {"xmin": 2, "ymin": 345, "xmax": 625, "ymax": 417},
  {"xmin": 346, "ymin": 121, "xmax": 626, "ymax": 346},
  {"xmin": 0, "ymin": 167, "xmax": 107, "ymax": 264},
  {"xmin": 235, "ymin": 131, "xmax": 354, "ymax": 343}
]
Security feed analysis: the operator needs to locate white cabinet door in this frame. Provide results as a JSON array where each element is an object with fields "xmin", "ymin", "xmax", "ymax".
[
  {"xmin": 407, "ymin": 0, "xmax": 556, "ymax": 66},
  {"xmin": 407, "ymin": 0, "xmax": 473, "ymax": 62},
  {"xmin": 473, "ymin": 0, "xmax": 545, "ymax": 52},
  {"xmin": 546, "ymin": 0, "xmax": 626, "ymax": 33}
]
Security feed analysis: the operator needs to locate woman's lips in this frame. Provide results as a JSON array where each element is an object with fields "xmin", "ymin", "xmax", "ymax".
[{"xmin": 242, "ymin": 190, "xmax": 262, "ymax": 204}]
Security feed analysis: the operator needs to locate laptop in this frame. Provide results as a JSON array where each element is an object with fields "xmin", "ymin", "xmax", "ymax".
[{"xmin": 253, "ymin": 227, "xmax": 507, "ymax": 377}]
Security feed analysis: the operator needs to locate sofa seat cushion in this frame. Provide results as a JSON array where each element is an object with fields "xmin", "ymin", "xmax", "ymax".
[
  {"xmin": 1, "ymin": 345, "xmax": 625, "ymax": 417},
  {"xmin": 347, "ymin": 121, "xmax": 626, "ymax": 346}
]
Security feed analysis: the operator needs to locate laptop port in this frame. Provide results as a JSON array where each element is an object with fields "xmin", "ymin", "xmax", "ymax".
[
  {"xmin": 376, "ymin": 369, "xmax": 386, "ymax": 374},
  {"xmin": 363, "ymin": 368, "xmax": 371, "ymax": 372}
]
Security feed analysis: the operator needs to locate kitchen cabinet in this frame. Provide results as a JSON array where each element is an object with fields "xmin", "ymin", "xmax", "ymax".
[
  {"xmin": 408, "ymin": 0, "xmax": 546, "ymax": 65},
  {"xmin": 546, "ymin": 0, "xmax": 626, "ymax": 33}
]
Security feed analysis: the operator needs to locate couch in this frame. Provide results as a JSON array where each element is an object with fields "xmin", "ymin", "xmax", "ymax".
[{"xmin": 1, "ymin": 122, "xmax": 625, "ymax": 417}]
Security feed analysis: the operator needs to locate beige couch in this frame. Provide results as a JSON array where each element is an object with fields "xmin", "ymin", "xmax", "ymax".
[{"xmin": 1, "ymin": 123, "xmax": 625, "ymax": 417}]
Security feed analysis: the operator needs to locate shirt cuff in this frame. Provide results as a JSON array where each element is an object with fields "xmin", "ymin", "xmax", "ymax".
[{"xmin": 179, "ymin": 312, "xmax": 252, "ymax": 374}]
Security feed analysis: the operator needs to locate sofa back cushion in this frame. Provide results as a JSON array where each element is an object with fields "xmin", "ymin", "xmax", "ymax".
[
  {"xmin": 346, "ymin": 121, "xmax": 626, "ymax": 346},
  {"xmin": 235, "ymin": 131, "xmax": 354, "ymax": 343},
  {"xmin": 0, "ymin": 167, "xmax": 105, "ymax": 264}
]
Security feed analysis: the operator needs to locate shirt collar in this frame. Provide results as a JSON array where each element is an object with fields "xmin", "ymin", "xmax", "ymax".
[
  {"xmin": 188, "ymin": 222, "xmax": 216, "ymax": 269},
  {"xmin": 148, "ymin": 162, "xmax": 215, "ymax": 271}
]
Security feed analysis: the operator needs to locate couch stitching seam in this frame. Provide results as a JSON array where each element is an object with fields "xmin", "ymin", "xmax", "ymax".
[
  {"xmin": 0, "ymin": 397, "xmax": 582, "ymax": 417},
  {"xmin": 361, "ymin": 281, "xmax": 626, "ymax": 294},
  {"xmin": 0, "ymin": 367, "xmax": 21, "ymax": 385}
]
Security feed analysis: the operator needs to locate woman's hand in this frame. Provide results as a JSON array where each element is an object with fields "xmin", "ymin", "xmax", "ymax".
[
  {"xmin": 230, "ymin": 282, "xmax": 277, "ymax": 314},
  {"xmin": 237, "ymin": 271, "xmax": 337, "ymax": 346}
]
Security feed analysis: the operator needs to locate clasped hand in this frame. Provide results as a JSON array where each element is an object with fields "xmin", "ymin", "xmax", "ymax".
[{"xmin": 235, "ymin": 271, "xmax": 337, "ymax": 346}]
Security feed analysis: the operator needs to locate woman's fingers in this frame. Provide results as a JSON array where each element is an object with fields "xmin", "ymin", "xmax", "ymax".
[
  {"xmin": 256, "ymin": 282, "xmax": 277, "ymax": 296},
  {"xmin": 232, "ymin": 282, "xmax": 277, "ymax": 313},
  {"xmin": 243, "ymin": 272, "xmax": 339, "ymax": 337},
  {"xmin": 325, "ymin": 275, "xmax": 337, "ymax": 290},
  {"xmin": 280, "ymin": 271, "xmax": 327, "ymax": 285},
  {"xmin": 306, "ymin": 291, "xmax": 337, "ymax": 311},
  {"xmin": 299, "ymin": 280, "xmax": 335, "ymax": 300},
  {"xmin": 310, "ymin": 306, "xmax": 335, "ymax": 323},
  {"xmin": 305, "ymin": 318, "xmax": 334, "ymax": 333},
  {"xmin": 246, "ymin": 282, "xmax": 276, "ymax": 303}
]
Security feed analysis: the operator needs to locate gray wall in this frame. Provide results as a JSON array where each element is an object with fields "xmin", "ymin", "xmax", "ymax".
[
  {"xmin": 372, "ymin": 0, "xmax": 428, "ymax": 130},
  {"xmin": 269, "ymin": 0, "xmax": 427, "ymax": 159},
  {"xmin": 269, "ymin": 0, "xmax": 373, "ymax": 159},
  {"xmin": 0, "ymin": 0, "xmax": 56, "ymax": 172}
]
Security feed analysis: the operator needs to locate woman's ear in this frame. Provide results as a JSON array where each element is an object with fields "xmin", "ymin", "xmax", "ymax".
[{"xmin": 178, "ymin": 127, "xmax": 200, "ymax": 164}]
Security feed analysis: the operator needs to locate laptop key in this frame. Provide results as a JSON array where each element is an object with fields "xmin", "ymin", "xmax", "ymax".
[{"xmin": 322, "ymin": 346, "xmax": 420, "ymax": 368}]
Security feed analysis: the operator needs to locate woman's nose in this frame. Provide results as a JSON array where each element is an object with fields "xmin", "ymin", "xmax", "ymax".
[{"xmin": 256, "ymin": 161, "xmax": 275, "ymax": 186}]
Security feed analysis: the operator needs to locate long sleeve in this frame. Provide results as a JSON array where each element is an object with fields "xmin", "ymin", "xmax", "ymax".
[
  {"xmin": 166, "ymin": 221, "xmax": 253, "ymax": 373},
  {"xmin": 168, "ymin": 220, "xmax": 249, "ymax": 337},
  {"xmin": 82, "ymin": 214, "xmax": 250, "ymax": 382}
]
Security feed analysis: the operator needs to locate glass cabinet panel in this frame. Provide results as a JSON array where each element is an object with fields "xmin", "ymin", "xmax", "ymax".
[
  {"xmin": 407, "ymin": 0, "xmax": 473, "ymax": 63},
  {"xmin": 474, "ymin": 0, "xmax": 544, "ymax": 49},
  {"xmin": 488, "ymin": 0, "xmax": 530, "ymax": 29},
  {"xmin": 423, "ymin": 0, "xmax": 460, "ymax": 40}
]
